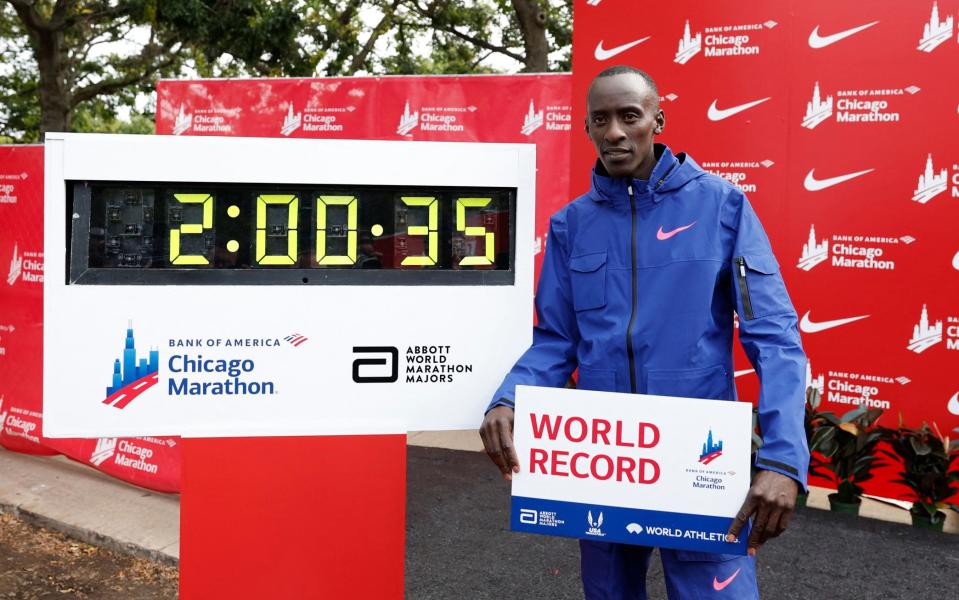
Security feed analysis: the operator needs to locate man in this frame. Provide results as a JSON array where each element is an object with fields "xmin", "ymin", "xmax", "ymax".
[{"xmin": 480, "ymin": 66, "xmax": 808, "ymax": 599}]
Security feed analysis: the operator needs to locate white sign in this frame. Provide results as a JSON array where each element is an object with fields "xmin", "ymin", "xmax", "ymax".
[
  {"xmin": 511, "ymin": 385, "xmax": 751, "ymax": 554},
  {"xmin": 43, "ymin": 134, "xmax": 535, "ymax": 438}
]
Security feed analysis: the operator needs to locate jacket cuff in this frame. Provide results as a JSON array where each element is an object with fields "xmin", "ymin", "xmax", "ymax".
[
  {"xmin": 485, "ymin": 397, "xmax": 515, "ymax": 414},
  {"xmin": 754, "ymin": 455, "xmax": 808, "ymax": 493}
]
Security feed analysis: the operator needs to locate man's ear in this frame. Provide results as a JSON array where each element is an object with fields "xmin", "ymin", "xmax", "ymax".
[
  {"xmin": 584, "ymin": 116, "xmax": 590, "ymax": 136},
  {"xmin": 654, "ymin": 109, "xmax": 665, "ymax": 135}
]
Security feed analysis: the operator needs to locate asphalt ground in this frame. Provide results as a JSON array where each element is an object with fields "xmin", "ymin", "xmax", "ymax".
[{"xmin": 405, "ymin": 446, "xmax": 959, "ymax": 600}]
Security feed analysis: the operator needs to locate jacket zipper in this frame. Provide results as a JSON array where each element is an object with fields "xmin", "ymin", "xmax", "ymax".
[
  {"xmin": 626, "ymin": 185, "xmax": 639, "ymax": 393},
  {"xmin": 736, "ymin": 257, "xmax": 755, "ymax": 320}
]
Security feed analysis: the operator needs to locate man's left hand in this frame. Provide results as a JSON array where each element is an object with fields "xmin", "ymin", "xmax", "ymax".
[{"xmin": 725, "ymin": 470, "xmax": 798, "ymax": 556}]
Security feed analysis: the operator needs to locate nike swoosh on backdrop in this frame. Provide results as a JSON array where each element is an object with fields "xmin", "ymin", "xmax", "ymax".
[
  {"xmin": 713, "ymin": 567, "xmax": 742, "ymax": 591},
  {"xmin": 803, "ymin": 168, "xmax": 874, "ymax": 191},
  {"xmin": 799, "ymin": 311, "xmax": 869, "ymax": 333},
  {"xmin": 656, "ymin": 222, "xmax": 696, "ymax": 240},
  {"xmin": 808, "ymin": 21, "xmax": 880, "ymax": 48},
  {"xmin": 707, "ymin": 98, "xmax": 771, "ymax": 121},
  {"xmin": 594, "ymin": 37, "xmax": 651, "ymax": 61}
]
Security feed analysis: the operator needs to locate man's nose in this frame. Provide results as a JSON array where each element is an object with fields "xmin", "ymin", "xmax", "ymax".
[{"xmin": 604, "ymin": 118, "xmax": 626, "ymax": 143}]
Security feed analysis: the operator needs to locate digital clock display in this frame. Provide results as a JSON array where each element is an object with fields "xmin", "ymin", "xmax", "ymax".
[{"xmin": 69, "ymin": 182, "xmax": 515, "ymax": 285}]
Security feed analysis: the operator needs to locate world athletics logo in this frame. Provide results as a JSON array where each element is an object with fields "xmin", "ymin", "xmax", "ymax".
[
  {"xmin": 698, "ymin": 429, "xmax": 723, "ymax": 465},
  {"xmin": 103, "ymin": 321, "xmax": 159, "ymax": 409}
]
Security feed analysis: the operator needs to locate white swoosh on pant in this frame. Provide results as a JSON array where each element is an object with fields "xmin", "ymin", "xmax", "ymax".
[
  {"xmin": 707, "ymin": 98, "xmax": 771, "ymax": 121},
  {"xmin": 803, "ymin": 168, "xmax": 874, "ymax": 191},
  {"xmin": 799, "ymin": 311, "xmax": 869, "ymax": 333},
  {"xmin": 808, "ymin": 21, "xmax": 880, "ymax": 48},
  {"xmin": 594, "ymin": 37, "xmax": 651, "ymax": 61}
]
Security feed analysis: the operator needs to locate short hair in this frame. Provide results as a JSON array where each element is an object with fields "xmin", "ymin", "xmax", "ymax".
[{"xmin": 590, "ymin": 65, "xmax": 659, "ymax": 99}]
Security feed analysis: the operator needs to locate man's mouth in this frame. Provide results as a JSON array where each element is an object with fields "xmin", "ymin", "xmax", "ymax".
[{"xmin": 603, "ymin": 148, "xmax": 631, "ymax": 158}]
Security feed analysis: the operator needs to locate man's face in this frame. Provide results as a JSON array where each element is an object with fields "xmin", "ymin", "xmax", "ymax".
[{"xmin": 586, "ymin": 73, "xmax": 664, "ymax": 179}]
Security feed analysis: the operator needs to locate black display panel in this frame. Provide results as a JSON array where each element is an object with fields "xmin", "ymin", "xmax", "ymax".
[{"xmin": 68, "ymin": 181, "xmax": 515, "ymax": 285}]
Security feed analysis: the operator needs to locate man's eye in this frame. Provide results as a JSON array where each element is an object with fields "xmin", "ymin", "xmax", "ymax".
[
  {"xmin": 623, "ymin": 113, "xmax": 640, "ymax": 122},
  {"xmin": 592, "ymin": 116, "xmax": 607, "ymax": 124}
]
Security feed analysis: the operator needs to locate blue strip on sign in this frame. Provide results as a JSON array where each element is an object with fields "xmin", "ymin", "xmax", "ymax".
[{"xmin": 511, "ymin": 496, "xmax": 749, "ymax": 555}]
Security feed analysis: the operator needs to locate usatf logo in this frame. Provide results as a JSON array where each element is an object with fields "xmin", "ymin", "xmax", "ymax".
[
  {"xmin": 802, "ymin": 82, "xmax": 916, "ymax": 129},
  {"xmin": 912, "ymin": 154, "xmax": 949, "ymax": 204},
  {"xmin": 103, "ymin": 323, "xmax": 159, "ymax": 409},
  {"xmin": 352, "ymin": 346, "xmax": 399, "ymax": 383},
  {"xmin": 908, "ymin": 305, "xmax": 943, "ymax": 353},
  {"xmin": 586, "ymin": 510, "xmax": 605, "ymax": 537},
  {"xmin": 674, "ymin": 18, "xmax": 773, "ymax": 65},
  {"xmin": 521, "ymin": 100, "xmax": 543, "ymax": 135},
  {"xmin": 172, "ymin": 105, "xmax": 193, "ymax": 135},
  {"xmin": 90, "ymin": 438, "xmax": 118, "ymax": 466},
  {"xmin": 284, "ymin": 333, "xmax": 309, "ymax": 347},
  {"xmin": 701, "ymin": 159, "xmax": 774, "ymax": 194},
  {"xmin": 280, "ymin": 104, "xmax": 302, "ymax": 136},
  {"xmin": 917, "ymin": 1, "xmax": 953, "ymax": 52},
  {"xmin": 798, "ymin": 224, "xmax": 905, "ymax": 272},
  {"xmin": 699, "ymin": 430, "xmax": 723, "ymax": 465}
]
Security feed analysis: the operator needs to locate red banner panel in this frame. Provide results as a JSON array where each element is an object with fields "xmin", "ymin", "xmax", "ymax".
[{"xmin": 571, "ymin": 0, "xmax": 959, "ymax": 499}]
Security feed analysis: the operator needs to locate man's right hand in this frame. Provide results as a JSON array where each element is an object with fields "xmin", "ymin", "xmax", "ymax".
[{"xmin": 480, "ymin": 405, "xmax": 520, "ymax": 481}]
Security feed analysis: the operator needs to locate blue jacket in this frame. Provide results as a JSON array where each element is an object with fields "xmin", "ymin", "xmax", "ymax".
[{"xmin": 490, "ymin": 144, "xmax": 809, "ymax": 488}]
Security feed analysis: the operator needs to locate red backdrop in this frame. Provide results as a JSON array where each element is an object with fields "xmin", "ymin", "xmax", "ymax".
[{"xmin": 570, "ymin": 0, "xmax": 959, "ymax": 498}]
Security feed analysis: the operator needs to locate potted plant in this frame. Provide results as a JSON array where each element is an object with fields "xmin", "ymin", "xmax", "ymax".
[
  {"xmin": 808, "ymin": 404, "xmax": 884, "ymax": 515},
  {"xmin": 883, "ymin": 419, "xmax": 959, "ymax": 531}
]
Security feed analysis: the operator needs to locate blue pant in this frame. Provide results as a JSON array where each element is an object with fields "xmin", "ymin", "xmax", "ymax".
[{"xmin": 580, "ymin": 540, "xmax": 759, "ymax": 599}]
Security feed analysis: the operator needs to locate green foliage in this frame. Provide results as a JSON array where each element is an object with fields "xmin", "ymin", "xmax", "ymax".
[
  {"xmin": 809, "ymin": 404, "xmax": 885, "ymax": 503},
  {"xmin": 882, "ymin": 420, "xmax": 959, "ymax": 524}
]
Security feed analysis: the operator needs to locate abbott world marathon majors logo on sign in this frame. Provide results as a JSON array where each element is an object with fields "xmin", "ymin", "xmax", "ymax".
[
  {"xmin": 352, "ymin": 345, "xmax": 474, "ymax": 384},
  {"xmin": 912, "ymin": 154, "xmax": 958, "ymax": 204},
  {"xmin": 797, "ymin": 224, "xmax": 914, "ymax": 272},
  {"xmin": 396, "ymin": 100, "xmax": 475, "ymax": 136},
  {"xmin": 702, "ymin": 159, "xmax": 774, "ymax": 193},
  {"xmin": 801, "ymin": 81, "xmax": 921, "ymax": 129},
  {"xmin": 520, "ymin": 100, "xmax": 572, "ymax": 136},
  {"xmin": 907, "ymin": 304, "xmax": 959, "ymax": 354},
  {"xmin": 674, "ymin": 18, "xmax": 777, "ymax": 64},
  {"xmin": 6, "ymin": 243, "xmax": 43, "ymax": 286}
]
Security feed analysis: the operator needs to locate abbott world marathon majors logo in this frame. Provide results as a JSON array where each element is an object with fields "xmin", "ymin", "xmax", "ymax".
[
  {"xmin": 673, "ymin": 18, "xmax": 777, "ymax": 64},
  {"xmin": 520, "ymin": 100, "xmax": 571, "ymax": 136},
  {"xmin": 352, "ymin": 345, "xmax": 473, "ymax": 384},
  {"xmin": 702, "ymin": 159, "xmax": 774, "ymax": 193},
  {"xmin": 801, "ymin": 81, "xmax": 920, "ymax": 129},
  {"xmin": 6, "ymin": 243, "xmax": 43, "ymax": 286},
  {"xmin": 911, "ymin": 153, "xmax": 958, "ymax": 204},
  {"xmin": 396, "ymin": 100, "xmax": 475, "ymax": 136},
  {"xmin": 797, "ymin": 224, "xmax": 914, "ymax": 272},
  {"xmin": 907, "ymin": 304, "xmax": 959, "ymax": 354}
]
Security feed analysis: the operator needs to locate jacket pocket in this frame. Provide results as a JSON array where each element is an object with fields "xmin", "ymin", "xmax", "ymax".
[
  {"xmin": 734, "ymin": 253, "xmax": 790, "ymax": 320},
  {"xmin": 569, "ymin": 251, "xmax": 607, "ymax": 311},
  {"xmin": 578, "ymin": 367, "xmax": 616, "ymax": 392},
  {"xmin": 646, "ymin": 364, "xmax": 730, "ymax": 400}
]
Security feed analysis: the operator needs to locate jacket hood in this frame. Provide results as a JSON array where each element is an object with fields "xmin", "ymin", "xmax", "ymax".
[{"xmin": 587, "ymin": 143, "xmax": 707, "ymax": 207}]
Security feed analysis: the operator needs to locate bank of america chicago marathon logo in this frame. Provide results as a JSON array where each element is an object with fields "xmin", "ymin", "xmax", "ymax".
[
  {"xmin": 807, "ymin": 362, "xmax": 906, "ymax": 411},
  {"xmin": 912, "ymin": 154, "xmax": 958, "ymax": 204},
  {"xmin": 172, "ymin": 104, "xmax": 193, "ymax": 135},
  {"xmin": 797, "ymin": 224, "xmax": 914, "ymax": 272},
  {"xmin": 6, "ymin": 243, "xmax": 43, "ymax": 286},
  {"xmin": 172, "ymin": 105, "xmax": 234, "ymax": 135},
  {"xmin": 906, "ymin": 304, "xmax": 959, "ymax": 353},
  {"xmin": 698, "ymin": 429, "xmax": 723, "ymax": 465},
  {"xmin": 520, "ymin": 100, "xmax": 572, "ymax": 136},
  {"xmin": 702, "ymin": 159, "xmax": 774, "ymax": 194},
  {"xmin": 279, "ymin": 103, "xmax": 352, "ymax": 136},
  {"xmin": 89, "ymin": 437, "xmax": 166, "ymax": 474},
  {"xmin": 103, "ymin": 323, "xmax": 160, "ymax": 409},
  {"xmin": 352, "ymin": 345, "xmax": 473, "ymax": 384},
  {"xmin": 396, "ymin": 100, "xmax": 475, "ymax": 135},
  {"xmin": 673, "ymin": 18, "xmax": 777, "ymax": 65},
  {"xmin": 801, "ymin": 81, "xmax": 921, "ymax": 129},
  {"xmin": 917, "ymin": 1, "xmax": 955, "ymax": 52}
]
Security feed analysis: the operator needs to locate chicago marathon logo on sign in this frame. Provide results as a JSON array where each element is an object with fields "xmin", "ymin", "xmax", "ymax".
[
  {"xmin": 172, "ymin": 104, "xmax": 193, "ymax": 135},
  {"xmin": 283, "ymin": 103, "xmax": 353, "ymax": 136},
  {"xmin": 911, "ymin": 154, "xmax": 956, "ymax": 204},
  {"xmin": 103, "ymin": 322, "xmax": 160, "ymax": 409},
  {"xmin": 6, "ymin": 243, "xmax": 43, "ymax": 286},
  {"xmin": 90, "ymin": 437, "xmax": 162, "ymax": 474},
  {"xmin": 810, "ymin": 365, "xmax": 905, "ymax": 411},
  {"xmin": 698, "ymin": 429, "xmax": 723, "ymax": 465},
  {"xmin": 702, "ymin": 159, "xmax": 774, "ymax": 193},
  {"xmin": 907, "ymin": 305, "xmax": 948, "ymax": 353},
  {"xmin": 802, "ymin": 81, "xmax": 920, "ymax": 129},
  {"xmin": 674, "ymin": 18, "xmax": 776, "ymax": 64},
  {"xmin": 178, "ymin": 105, "xmax": 238, "ymax": 135},
  {"xmin": 396, "ymin": 100, "xmax": 475, "ymax": 136},
  {"xmin": 917, "ymin": 1, "xmax": 954, "ymax": 52},
  {"xmin": 797, "ymin": 224, "xmax": 912, "ymax": 272},
  {"xmin": 90, "ymin": 437, "xmax": 118, "ymax": 466},
  {"xmin": 280, "ymin": 104, "xmax": 302, "ymax": 136},
  {"xmin": 520, "ymin": 100, "xmax": 571, "ymax": 136}
]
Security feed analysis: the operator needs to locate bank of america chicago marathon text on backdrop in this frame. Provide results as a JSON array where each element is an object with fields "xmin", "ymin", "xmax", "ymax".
[{"xmin": 164, "ymin": 339, "xmax": 473, "ymax": 395}]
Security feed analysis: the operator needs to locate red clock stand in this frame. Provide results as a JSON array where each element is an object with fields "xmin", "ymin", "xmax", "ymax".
[{"xmin": 179, "ymin": 435, "xmax": 407, "ymax": 599}]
